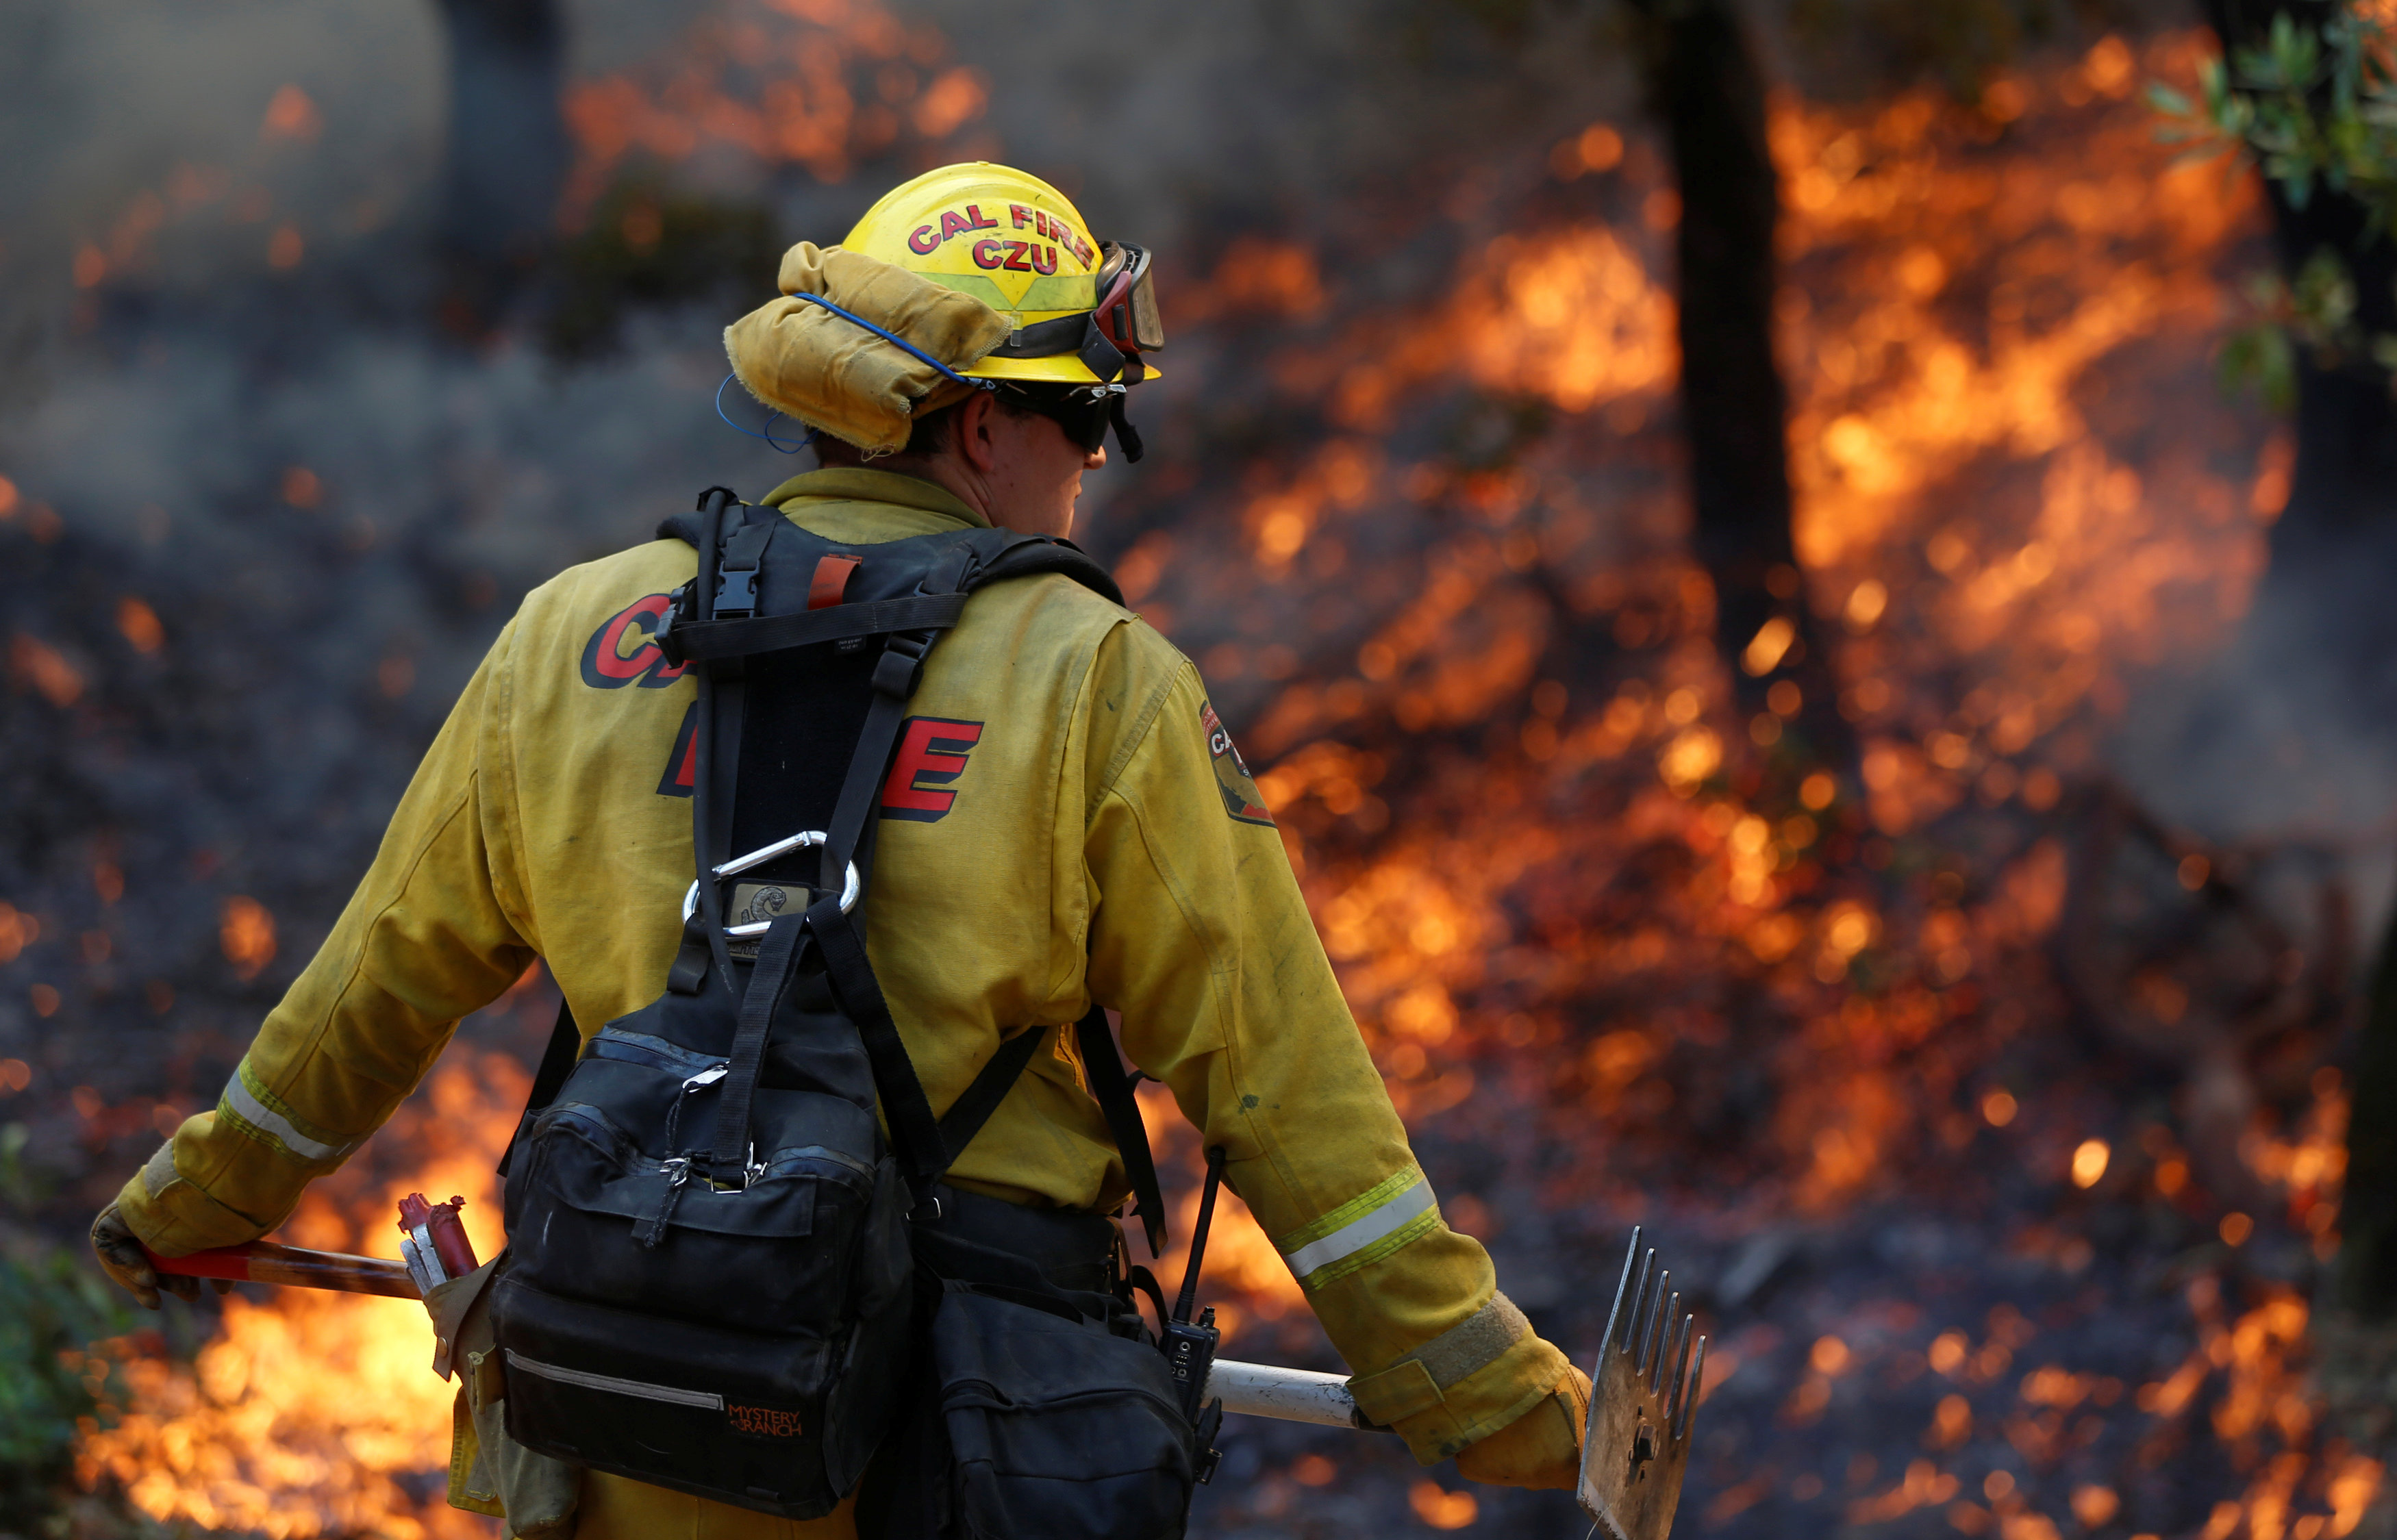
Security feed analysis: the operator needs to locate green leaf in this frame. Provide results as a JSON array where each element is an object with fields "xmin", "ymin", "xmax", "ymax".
[
  {"xmin": 2218, "ymin": 322, "xmax": 2297, "ymax": 414},
  {"xmin": 0, "ymin": 1244, "xmax": 138, "ymax": 1516},
  {"xmin": 2167, "ymin": 142, "xmax": 2242, "ymax": 170}
]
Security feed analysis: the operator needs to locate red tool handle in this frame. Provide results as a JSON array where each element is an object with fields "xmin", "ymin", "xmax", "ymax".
[{"xmin": 140, "ymin": 1239, "xmax": 423, "ymax": 1300}]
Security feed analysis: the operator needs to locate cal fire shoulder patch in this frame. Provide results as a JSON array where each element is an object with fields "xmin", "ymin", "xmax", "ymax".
[{"xmin": 1201, "ymin": 700, "xmax": 1272, "ymax": 826}]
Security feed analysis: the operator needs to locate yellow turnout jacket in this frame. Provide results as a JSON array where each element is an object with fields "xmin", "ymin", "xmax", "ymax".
[{"xmin": 114, "ymin": 467, "xmax": 1568, "ymax": 1530}]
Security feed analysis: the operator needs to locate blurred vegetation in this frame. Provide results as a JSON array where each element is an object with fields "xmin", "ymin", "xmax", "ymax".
[
  {"xmin": 0, "ymin": 1122, "xmax": 138, "ymax": 1530},
  {"xmin": 2152, "ymin": 3, "xmax": 2397, "ymax": 404},
  {"xmin": 544, "ymin": 174, "xmax": 783, "ymax": 362}
]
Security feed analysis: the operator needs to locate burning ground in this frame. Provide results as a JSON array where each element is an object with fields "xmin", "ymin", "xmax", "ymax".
[{"xmin": 1, "ymin": 3, "xmax": 2393, "ymax": 1538}]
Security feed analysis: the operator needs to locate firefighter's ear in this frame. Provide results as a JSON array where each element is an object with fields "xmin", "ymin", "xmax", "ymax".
[{"xmin": 950, "ymin": 389, "xmax": 1004, "ymax": 476}]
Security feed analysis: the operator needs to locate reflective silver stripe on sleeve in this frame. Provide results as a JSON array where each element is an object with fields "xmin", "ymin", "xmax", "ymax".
[
  {"xmin": 1282, "ymin": 1177, "xmax": 1438, "ymax": 1278},
  {"xmin": 221, "ymin": 1074, "xmax": 346, "ymax": 1162},
  {"xmin": 505, "ymin": 1350, "xmax": 725, "ymax": 1410}
]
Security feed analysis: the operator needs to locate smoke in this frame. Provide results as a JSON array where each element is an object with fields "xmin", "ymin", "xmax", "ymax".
[
  {"xmin": 0, "ymin": 0, "xmax": 444, "ymax": 322},
  {"xmin": 2104, "ymin": 507, "xmax": 2397, "ymax": 963},
  {"xmin": 897, "ymin": 0, "xmax": 1629, "ymax": 244}
]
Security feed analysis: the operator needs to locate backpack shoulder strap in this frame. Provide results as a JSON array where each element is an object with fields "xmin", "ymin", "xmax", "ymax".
[
  {"xmin": 495, "ymin": 998, "xmax": 582, "ymax": 1178},
  {"xmin": 1073, "ymin": 1005, "xmax": 1168, "ymax": 1257},
  {"xmin": 933, "ymin": 1024, "xmax": 1053, "ymax": 1156},
  {"xmin": 964, "ymin": 533, "xmax": 1124, "ymax": 606}
]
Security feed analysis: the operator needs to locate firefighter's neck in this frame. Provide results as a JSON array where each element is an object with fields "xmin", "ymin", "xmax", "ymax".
[{"xmin": 899, "ymin": 392, "xmax": 1102, "ymax": 540}]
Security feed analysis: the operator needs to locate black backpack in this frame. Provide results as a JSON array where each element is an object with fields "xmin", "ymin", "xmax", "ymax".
[{"xmin": 486, "ymin": 488, "xmax": 1194, "ymax": 1527}]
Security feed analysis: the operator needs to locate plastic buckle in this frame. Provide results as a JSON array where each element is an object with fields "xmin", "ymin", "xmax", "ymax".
[
  {"xmin": 651, "ymin": 581, "xmax": 692, "ymax": 666},
  {"xmin": 716, "ymin": 566, "xmax": 759, "ymax": 619},
  {"xmin": 909, "ymin": 1196, "xmax": 943, "ymax": 1222}
]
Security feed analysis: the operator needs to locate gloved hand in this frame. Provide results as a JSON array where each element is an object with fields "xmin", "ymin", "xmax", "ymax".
[
  {"xmin": 1454, "ymin": 1364, "xmax": 1590, "ymax": 1490},
  {"xmin": 90, "ymin": 1201, "xmax": 225, "ymax": 1309}
]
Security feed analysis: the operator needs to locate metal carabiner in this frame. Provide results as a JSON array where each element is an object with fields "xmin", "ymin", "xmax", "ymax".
[{"xmin": 681, "ymin": 829, "xmax": 862, "ymax": 937}]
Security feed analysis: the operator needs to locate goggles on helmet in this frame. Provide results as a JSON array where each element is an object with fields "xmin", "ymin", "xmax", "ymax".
[
  {"xmin": 984, "ymin": 241, "xmax": 1164, "ymax": 387},
  {"xmin": 1091, "ymin": 243, "xmax": 1164, "ymax": 356}
]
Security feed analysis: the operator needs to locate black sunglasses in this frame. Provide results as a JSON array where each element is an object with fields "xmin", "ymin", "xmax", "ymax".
[{"xmin": 999, "ymin": 382, "xmax": 1145, "ymax": 462}]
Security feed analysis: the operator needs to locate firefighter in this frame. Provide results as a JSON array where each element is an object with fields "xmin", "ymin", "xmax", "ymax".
[{"xmin": 90, "ymin": 162, "xmax": 1591, "ymax": 1537}]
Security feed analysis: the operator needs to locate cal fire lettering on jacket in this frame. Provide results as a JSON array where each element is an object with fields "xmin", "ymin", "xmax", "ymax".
[
  {"xmin": 581, "ymin": 594, "xmax": 687, "ymax": 690},
  {"xmin": 657, "ymin": 702, "xmax": 699, "ymax": 798},
  {"xmin": 1201, "ymin": 700, "xmax": 1273, "ymax": 826},
  {"xmin": 880, "ymin": 717, "xmax": 984, "ymax": 822}
]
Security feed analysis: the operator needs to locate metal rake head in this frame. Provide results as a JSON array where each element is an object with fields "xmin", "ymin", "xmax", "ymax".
[{"xmin": 1577, "ymin": 1226, "xmax": 1704, "ymax": 1540}]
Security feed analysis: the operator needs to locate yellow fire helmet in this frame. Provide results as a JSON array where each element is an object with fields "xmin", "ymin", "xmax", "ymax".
[{"xmin": 841, "ymin": 162, "xmax": 1163, "ymax": 393}]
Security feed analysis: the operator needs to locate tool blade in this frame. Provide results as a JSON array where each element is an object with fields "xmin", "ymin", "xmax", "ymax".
[{"xmin": 1578, "ymin": 1230, "xmax": 1700, "ymax": 1540}]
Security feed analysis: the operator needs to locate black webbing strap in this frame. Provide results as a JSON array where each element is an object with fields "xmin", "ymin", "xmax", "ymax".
[
  {"xmin": 687, "ymin": 488, "xmax": 740, "ymax": 995},
  {"xmin": 1073, "ymin": 1004, "xmax": 1168, "ymax": 1256},
  {"xmin": 823, "ymin": 659, "xmax": 916, "ymax": 887},
  {"xmin": 983, "ymin": 316, "xmax": 1129, "ymax": 389},
  {"xmin": 707, "ymin": 909, "xmax": 807, "ymax": 1180},
  {"xmin": 1109, "ymin": 396, "xmax": 1145, "ymax": 463},
  {"xmin": 496, "ymin": 999, "xmax": 581, "ymax": 1178},
  {"xmin": 984, "ymin": 312, "xmax": 1088, "ymax": 359},
  {"xmin": 812, "ymin": 898, "xmax": 949, "ymax": 1211},
  {"xmin": 820, "ymin": 542, "xmax": 973, "ymax": 889},
  {"xmin": 935, "ymin": 1024, "xmax": 1053, "ymax": 1157},
  {"xmin": 667, "ymin": 593, "xmax": 969, "ymax": 662}
]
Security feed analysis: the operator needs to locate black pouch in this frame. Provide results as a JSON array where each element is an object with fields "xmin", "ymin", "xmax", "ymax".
[{"xmin": 931, "ymin": 1285, "xmax": 1197, "ymax": 1540}]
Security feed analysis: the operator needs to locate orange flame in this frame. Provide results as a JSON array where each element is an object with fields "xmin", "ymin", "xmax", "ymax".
[{"xmin": 77, "ymin": 1055, "xmax": 524, "ymax": 1535}]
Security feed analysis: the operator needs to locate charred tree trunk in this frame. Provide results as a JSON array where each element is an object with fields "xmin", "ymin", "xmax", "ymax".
[
  {"xmin": 2200, "ymin": 0, "xmax": 2397, "ymax": 1319},
  {"xmin": 1627, "ymin": 0, "xmax": 1856, "ymax": 785},
  {"xmin": 2200, "ymin": 0, "xmax": 2397, "ymax": 596},
  {"xmin": 2342, "ymin": 899, "xmax": 2397, "ymax": 1316},
  {"xmin": 433, "ymin": 0, "xmax": 566, "ymax": 336}
]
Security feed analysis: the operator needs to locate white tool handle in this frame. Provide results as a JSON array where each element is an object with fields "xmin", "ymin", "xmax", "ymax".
[{"xmin": 1204, "ymin": 1359, "xmax": 1370, "ymax": 1428}]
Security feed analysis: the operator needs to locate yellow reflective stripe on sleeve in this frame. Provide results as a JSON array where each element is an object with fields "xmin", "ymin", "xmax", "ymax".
[
  {"xmin": 218, "ymin": 1062, "xmax": 351, "ymax": 1163},
  {"xmin": 1280, "ymin": 1171, "xmax": 1438, "ymax": 1284}
]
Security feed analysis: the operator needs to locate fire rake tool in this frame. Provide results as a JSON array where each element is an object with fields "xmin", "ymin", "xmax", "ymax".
[{"xmin": 147, "ymin": 1210, "xmax": 1701, "ymax": 1540}]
